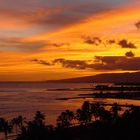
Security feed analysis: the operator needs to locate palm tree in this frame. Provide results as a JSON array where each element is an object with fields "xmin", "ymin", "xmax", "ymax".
[
  {"xmin": 34, "ymin": 111, "xmax": 45, "ymax": 126},
  {"xmin": 122, "ymin": 109, "xmax": 131, "ymax": 120},
  {"xmin": 11, "ymin": 118, "xmax": 19, "ymax": 135},
  {"xmin": 65, "ymin": 110, "xmax": 74, "ymax": 123},
  {"xmin": 111, "ymin": 103, "xmax": 122, "ymax": 119},
  {"xmin": 0, "ymin": 118, "xmax": 12, "ymax": 140},
  {"xmin": 17, "ymin": 115, "xmax": 25, "ymax": 128},
  {"xmin": 57, "ymin": 110, "xmax": 74, "ymax": 128},
  {"xmin": 76, "ymin": 108, "xmax": 91, "ymax": 125},
  {"xmin": 129, "ymin": 105, "xmax": 140, "ymax": 121},
  {"xmin": 11, "ymin": 115, "xmax": 25, "ymax": 134},
  {"xmin": 76, "ymin": 109, "xmax": 86, "ymax": 125},
  {"xmin": 82, "ymin": 101, "xmax": 90, "ymax": 113},
  {"xmin": 82, "ymin": 101, "xmax": 92, "ymax": 124},
  {"xmin": 98, "ymin": 107, "xmax": 112, "ymax": 121},
  {"xmin": 17, "ymin": 112, "xmax": 47, "ymax": 140},
  {"xmin": 91, "ymin": 102, "xmax": 102, "ymax": 121}
]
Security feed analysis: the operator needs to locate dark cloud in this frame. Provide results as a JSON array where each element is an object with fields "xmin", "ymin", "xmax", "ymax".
[
  {"xmin": 83, "ymin": 36, "xmax": 102, "ymax": 45},
  {"xmin": 83, "ymin": 36, "xmax": 137, "ymax": 49},
  {"xmin": 125, "ymin": 51, "xmax": 135, "ymax": 57},
  {"xmin": 94, "ymin": 56, "xmax": 121, "ymax": 64},
  {"xmin": 61, "ymin": 56, "xmax": 140, "ymax": 70},
  {"xmin": 135, "ymin": 21, "xmax": 140, "ymax": 29},
  {"xmin": 32, "ymin": 55, "xmax": 140, "ymax": 71},
  {"xmin": 49, "ymin": 43, "xmax": 69, "ymax": 47},
  {"xmin": 31, "ymin": 59, "xmax": 52, "ymax": 66},
  {"xmin": 107, "ymin": 40, "xmax": 116, "ymax": 45},
  {"xmin": 53, "ymin": 58, "xmax": 87, "ymax": 69},
  {"xmin": 32, "ymin": 58, "xmax": 88, "ymax": 69},
  {"xmin": 118, "ymin": 39, "xmax": 136, "ymax": 49},
  {"xmin": 92, "ymin": 56, "xmax": 140, "ymax": 70}
]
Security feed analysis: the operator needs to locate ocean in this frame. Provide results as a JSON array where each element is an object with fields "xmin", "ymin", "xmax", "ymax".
[{"xmin": 0, "ymin": 82, "xmax": 140, "ymax": 125}]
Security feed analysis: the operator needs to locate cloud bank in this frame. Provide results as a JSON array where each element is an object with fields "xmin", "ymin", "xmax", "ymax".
[{"xmin": 32, "ymin": 54, "xmax": 140, "ymax": 71}]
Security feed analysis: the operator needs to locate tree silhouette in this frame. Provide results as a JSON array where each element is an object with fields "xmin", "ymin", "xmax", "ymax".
[
  {"xmin": 76, "ymin": 101, "xmax": 92, "ymax": 125},
  {"xmin": 57, "ymin": 110, "xmax": 74, "ymax": 128},
  {"xmin": 34, "ymin": 111, "xmax": 45, "ymax": 126},
  {"xmin": 111, "ymin": 103, "xmax": 122, "ymax": 119},
  {"xmin": 82, "ymin": 101, "xmax": 90, "ymax": 113},
  {"xmin": 2, "ymin": 101, "xmax": 140, "ymax": 140},
  {"xmin": 11, "ymin": 115, "xmax": 25, "ymax": 135},
  {"xmin": 0, "ymin": 118, "xmax": 12, "ymax": 140},
  {"xmin": 16, "ymin": 111, "xmax": 47, "ymax": 140},
  {"xmin": 91, "ymin": 102, "xmax": 102, "ymax": 121},
  {"xmin": 99, "ymin": 107, "xmax": 112, "ymax": 122},
  {"xmin": 76, "ymin": 109, "xmax": 86, "ymax": 125}
]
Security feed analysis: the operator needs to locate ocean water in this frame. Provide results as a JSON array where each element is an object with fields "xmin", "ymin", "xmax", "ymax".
[{"xmin": 0, "ymin": 82, "xmax": 140, "ymax": 125}]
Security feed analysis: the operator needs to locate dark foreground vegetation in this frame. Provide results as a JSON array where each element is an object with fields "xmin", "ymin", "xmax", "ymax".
[{"xmin": 1, "ymin": 101, "xmax": 140, "ymax": 140}]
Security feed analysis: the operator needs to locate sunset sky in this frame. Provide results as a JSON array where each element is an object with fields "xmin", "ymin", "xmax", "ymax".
[{"xmin": 0, "ymin": 0, "xmax": 140, "ymax": 81}]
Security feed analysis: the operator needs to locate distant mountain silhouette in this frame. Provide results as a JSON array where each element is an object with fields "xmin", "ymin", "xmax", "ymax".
[{"xmin": 46, "ymin": 72, "xmax": 140, "ymax": 83}]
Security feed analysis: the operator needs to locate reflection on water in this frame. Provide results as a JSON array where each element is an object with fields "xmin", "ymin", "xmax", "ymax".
[{"xmin": 0, "ymin": 82, "xmax": 140, "ymax": 125}]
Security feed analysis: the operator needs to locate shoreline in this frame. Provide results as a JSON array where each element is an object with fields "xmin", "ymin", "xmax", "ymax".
[{"xmin": 56, "ymin": 91, "xmax": 140, "ymax": 102}]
